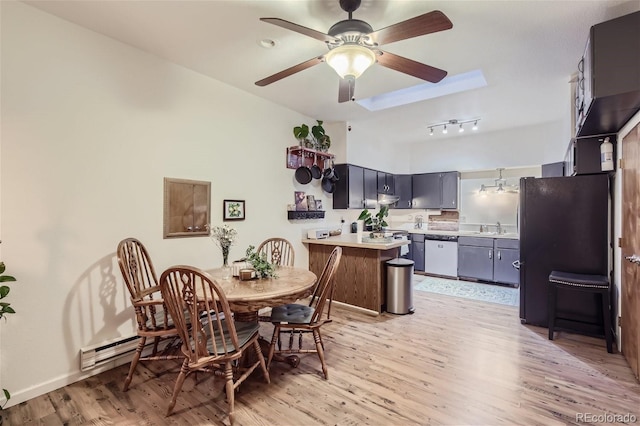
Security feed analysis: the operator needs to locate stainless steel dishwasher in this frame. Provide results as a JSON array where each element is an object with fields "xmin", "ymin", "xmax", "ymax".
[{"xmin": 424, "ymin": 234, "xmax": 458, "ymax": 278}]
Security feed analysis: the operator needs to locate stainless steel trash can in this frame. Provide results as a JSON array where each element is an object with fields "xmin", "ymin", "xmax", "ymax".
[{"xmin": 386, "ymin": 258, "xmax": 415, "ymax": 314}]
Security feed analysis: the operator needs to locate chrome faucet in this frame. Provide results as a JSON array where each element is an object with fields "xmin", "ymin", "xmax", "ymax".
[
  {"xmin": 496, "ymin": 221, "xmax": 502, "ymax": 234},
  {"xmin": 415, "ymin": 215, "xmax": 424, "ymax": 229}
]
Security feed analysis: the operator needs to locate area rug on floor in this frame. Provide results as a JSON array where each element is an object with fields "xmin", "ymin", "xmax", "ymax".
[{"xmin": 413, "ymin": 275, "xmax": 519, "ymax": 307}]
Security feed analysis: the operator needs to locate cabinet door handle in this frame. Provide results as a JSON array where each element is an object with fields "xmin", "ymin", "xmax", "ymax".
[
  {"xmin": 489, "ymin": 250, "xmax": 493, "ymax": 260},
  {"xmin": 497, "ymin": 250, "xmax": 501, "ymax": 260}
]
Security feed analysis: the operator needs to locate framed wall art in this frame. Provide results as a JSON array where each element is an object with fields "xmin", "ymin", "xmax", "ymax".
[
  {"xmin": 163, "ymin": 177, "xmax": 211, "ymax": 238},
  {"xmin": 223, "ymin": 199, "xmax": 245, "ymax": 221}
]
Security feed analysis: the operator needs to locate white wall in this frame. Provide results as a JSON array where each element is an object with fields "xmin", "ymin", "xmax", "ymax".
[
  {"xmin": 0, "ymin": 2, "xmax": 344, "ymax": 406},
  {"xmin": 405, "ymin": 120, "xmax": 568, "ymax": 173}
]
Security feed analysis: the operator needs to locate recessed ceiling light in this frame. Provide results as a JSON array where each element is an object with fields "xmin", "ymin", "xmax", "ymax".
[{"xmin": 258, "ymin": 39, "xmax": 277, "ymax": 48}]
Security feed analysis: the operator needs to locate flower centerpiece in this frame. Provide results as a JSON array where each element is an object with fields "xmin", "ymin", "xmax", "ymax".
[
  {"xmin": 208, "ymin": 224, "xmax": 238, "ymax": 268},
  {"xmin": 245, "ymin": 245, "xmax": 278, "ymax": 279}
]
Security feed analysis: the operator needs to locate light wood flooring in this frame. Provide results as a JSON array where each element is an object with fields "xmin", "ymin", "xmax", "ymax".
[{"xmin": 5, "ymin": 290, "xmax": 640, "ymax": 425}]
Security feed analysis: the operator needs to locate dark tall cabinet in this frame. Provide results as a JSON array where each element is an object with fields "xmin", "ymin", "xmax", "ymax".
[{"xmin": 332, "ymin": 164, "xmax": 365, "ymax": 209}]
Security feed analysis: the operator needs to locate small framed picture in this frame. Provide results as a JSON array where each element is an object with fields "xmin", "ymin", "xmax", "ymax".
[
  {"xmin": 223, "ymin": 200, "xmax": 245, "ymax": 221},
  {"xmin": 295, "ymin": 191, "xmax": 307, "ymax": 211},
  {"xmin": 306, "ymin": 195, "xmax": 316, "ymax": 211},
  {"xmin": 315, "ymin": 200, "xmax": 323, "ymax": 211}
]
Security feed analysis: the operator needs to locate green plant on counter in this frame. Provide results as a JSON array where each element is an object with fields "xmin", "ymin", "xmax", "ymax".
[
  {"xmin": 357, "ymin": 205, "xmax": 389, "ymax": 232},
  {"xmin": 245, "ymin": 246, "xmax": 278, "ymax": 279},
  {"xmin": 0, "ymin": 261, "xmax": 17, "ymax": 413}
]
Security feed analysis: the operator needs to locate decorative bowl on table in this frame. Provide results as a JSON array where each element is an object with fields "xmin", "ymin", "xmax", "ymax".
[{"xmin": 329, "ymin": 229, "xmax": 342, "ymax": 236}]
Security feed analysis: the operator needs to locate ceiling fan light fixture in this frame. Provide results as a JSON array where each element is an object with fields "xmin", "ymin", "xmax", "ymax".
[
  {"xmin": 459, "ymin": 124, "xmax": 464, "ymax": 133},
  {"xmin": 442, "ymin": 125, "xmax": 447, "ymax": 134},
  {"xmin": 472, "ymin": 120, "xmax": 478, "ymax": 131},
  {"xmin": 325, "ymin": 44, "xmax": 376, "ymax": 79}
]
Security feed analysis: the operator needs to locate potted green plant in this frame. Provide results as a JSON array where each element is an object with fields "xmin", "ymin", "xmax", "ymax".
[
  {"xmin": 311, "ymin": 120, "xmax": 331, "ymax": 152},
  {"xmin": 0, "ymin": 261, "xmax": 17, "ymax": 419},
  {"xmin": 293, "ymin": 124, "xmax": 314, "ymax": 148},
  {"xmin": 357, "ymin": 205, "xmax": 389, "ymax": 237},
  {"xmin": 245, "ymin": 246, "xmax": 278, "ymax": 279}
]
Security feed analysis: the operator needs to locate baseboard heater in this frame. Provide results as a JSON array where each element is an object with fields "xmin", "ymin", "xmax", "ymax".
[{"xmin": 80, "ymin": 335, "xmax": 147, "ymax": 372}]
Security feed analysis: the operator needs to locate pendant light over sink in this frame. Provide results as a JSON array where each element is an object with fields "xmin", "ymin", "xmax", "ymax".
[{"xmin": 478, "ymin": 168, "xmax": 520, "ymax": 194}]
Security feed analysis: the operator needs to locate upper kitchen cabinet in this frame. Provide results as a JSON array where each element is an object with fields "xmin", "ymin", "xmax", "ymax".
[
  {"xmin": 377, "ymin": 172, "xmax": 395, "ymax": 195},
  {"xmin": 363, "ymin": 168, "xmax": 378, "ymax": 209},
  {"xmin": 413, "ymin": 171, "xmax": 460, "ymax": 209},
  {"xmin": 575, "ymin": 11, "xmax": 640, "ymax": 137},
  {"xmin": 333, "ymin": 164, "xmax": 365, "ymax": 209},
  {"xmin": 392, "ymin": 175, "xmax": 413, "ymax": 209}
]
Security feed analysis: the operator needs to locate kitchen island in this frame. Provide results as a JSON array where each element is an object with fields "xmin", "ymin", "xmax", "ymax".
[{"xmin": 302, "ymin": 234, "xmax": 410, "ymax": 315}]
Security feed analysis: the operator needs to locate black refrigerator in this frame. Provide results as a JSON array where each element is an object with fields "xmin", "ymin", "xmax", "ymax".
[{"xmin": 519, "ymin": 174, "xmax": 609, "ymax": 329}]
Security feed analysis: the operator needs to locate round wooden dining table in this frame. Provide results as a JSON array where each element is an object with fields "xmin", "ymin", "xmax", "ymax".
[
  {"xmin": 206, "ymin": 266, "xmax": 318, "ymax": 367},
  {"xmin": 206, "ymin": 266, "xmax": 317, "ymax": 320}
]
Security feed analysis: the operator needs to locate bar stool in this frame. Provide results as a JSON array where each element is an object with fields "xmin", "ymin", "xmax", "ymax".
[{"xmin": 548, "ymin": 271, "xmax": 613, "ymax": 353}]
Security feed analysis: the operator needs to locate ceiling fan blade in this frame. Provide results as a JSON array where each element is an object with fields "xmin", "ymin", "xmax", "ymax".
[
  {"xmin": 338, "ymin": 76, "xmax": 356, "ymax": 103},
  {"xmin": 367, "ymin": 10, "xmax": 453, "ymax": 45},
  {"xmin": 375, "ymin": 50, "xmax": 447, "ymax": 83},
  {"xmin": 260, "ymin": 18, "xmax": 338, "ymax": 43},
  {"xmin": 255, "ymin": 56, "xmax": 324, "ymax": 86}
]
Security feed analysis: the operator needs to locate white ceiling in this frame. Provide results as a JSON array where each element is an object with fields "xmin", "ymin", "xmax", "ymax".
[{"xmin": 23, "ymin": 0, "xmax": 639, "ymax": 145}]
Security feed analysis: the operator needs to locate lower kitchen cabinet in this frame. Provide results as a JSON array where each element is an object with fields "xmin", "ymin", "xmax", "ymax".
[
  {"xmin": 493, "ymin": 239, "xmax": 520, "ymax": 285},
  {"xmin": 457, "ymin": 237, "xmax": 494, "ymax": 282},
  {"xmin": 457, "ymin": 236, "xmax": 520, "ymax": 285},
  {"xmin": 411, "ymin": 234, "xmax": 425, "ymax": 272}
]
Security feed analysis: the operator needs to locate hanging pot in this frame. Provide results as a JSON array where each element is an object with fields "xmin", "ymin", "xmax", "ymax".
[
  {"xmin": 322, "ymin": 176, "xmax": 336, "ymax": 193},
  {"xmin": 310, "ymin": 154, "xmax": 322, "ymax": 180},
  {"xmin": 323, "ymin": 160, "xmax": 339, "ymax": 182},
  {"xmin": 295, "ymin": 152, "xmax": 312, "ymax": 184}
]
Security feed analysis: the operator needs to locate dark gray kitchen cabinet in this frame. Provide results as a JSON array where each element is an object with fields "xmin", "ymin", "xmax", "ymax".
[
  {"xmin": 493, "ymin": 239, "xmax": 520, "ymax": 285},
  {"xmin": 412, "ymin": 173, "xmax": 440, "ymax": 209},
  {"xmin": 413, "ymin": 171, "xmax": 459, "ymax": 209},
  {"xmin": 363, "ymin": 168, "xmax": 378, "ymax": 208},
  {"xmin": 457, "ymin": 237, "xmax": 493, "ymax": 282},
  {"xmin": 332, "ymin": 164, "xmax": 365, "ymax": 210},
  {"xmin": 392, "ymin": 174, "xmax": 413, "ymax": 209},
  {"xmin": 441, "ymin": 172, "xmax": 459, "ymax": 209},
  {"xmin": 458, "ymin": 236, "xmax": 520, "ymax": 285},
  {"xmin": 411, "ymin": 233, "xmax": 425, "ymax": 272},
  {"xmin": 377, "ymin": 172, "xmax": 395, "ymax": 194},
  {"xmin": 576, "ymin": 11, "xmax": 640, "ymax": 137}
]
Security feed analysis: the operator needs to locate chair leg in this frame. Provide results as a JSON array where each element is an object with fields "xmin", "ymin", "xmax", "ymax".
[
  {"xmin": 313, "ymin": 329, "xmax": 328, "ymax": 380},
  {"xmin": 602, "ymin": 290, "xmax": 613, "ymax": 353},
  {"xmin": 267, "ymin": 324, "xmax": 280, "ymax": 369},
  {"xmin": 225, "ymin": 362, "xmax": 235, "ymax": 425},
  {"xmin": 123, "ymin": 336, "xmax": 146, "ymax": 391},
  {"xmin": 166, "ymin": 360, "xmax": 189, "ymax": 416},
  {"xmin": 254, "ymin": 339, "xmax": 270, "ymax": 383},
  {"xmin": 548, "ymin": 283, "xmax": 557, "ymax": 341}
]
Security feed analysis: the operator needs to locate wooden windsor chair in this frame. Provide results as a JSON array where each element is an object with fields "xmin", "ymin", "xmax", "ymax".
[
  {"xmin": 266, "ymin": 246, "xmax": 342, "ymax": 379},
  {"xmin": 159, "ymin": 266, "xmax": 270, "ymax": 424},
  {"xmin": 116, "ymin": 238, "xmax": 183, "ymax": 392}
]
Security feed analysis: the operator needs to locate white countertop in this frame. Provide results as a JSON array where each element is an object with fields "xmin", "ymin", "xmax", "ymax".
[
  {"xmin": 406, "ymin": 229, "xmax": 519, "ymax": 240},
  {"xmin": 302, "ymin": 234, "xmax": 411, "ymax": 250}
]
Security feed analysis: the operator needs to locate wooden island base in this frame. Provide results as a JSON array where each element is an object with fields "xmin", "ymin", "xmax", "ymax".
[{"xmin": 305, "ymin": 235, "xmax": 408, "ymax": 314}]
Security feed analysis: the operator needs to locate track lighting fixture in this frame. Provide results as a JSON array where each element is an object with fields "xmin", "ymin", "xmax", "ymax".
[{"xmin": 426, "ymin": 118, "xmax": 481, "ymax": 136}]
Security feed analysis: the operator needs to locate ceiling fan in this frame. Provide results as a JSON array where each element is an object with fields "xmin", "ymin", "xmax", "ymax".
[{"xmin": 255, "ymin": 0, "xmax": 453, "ymax": 103}]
